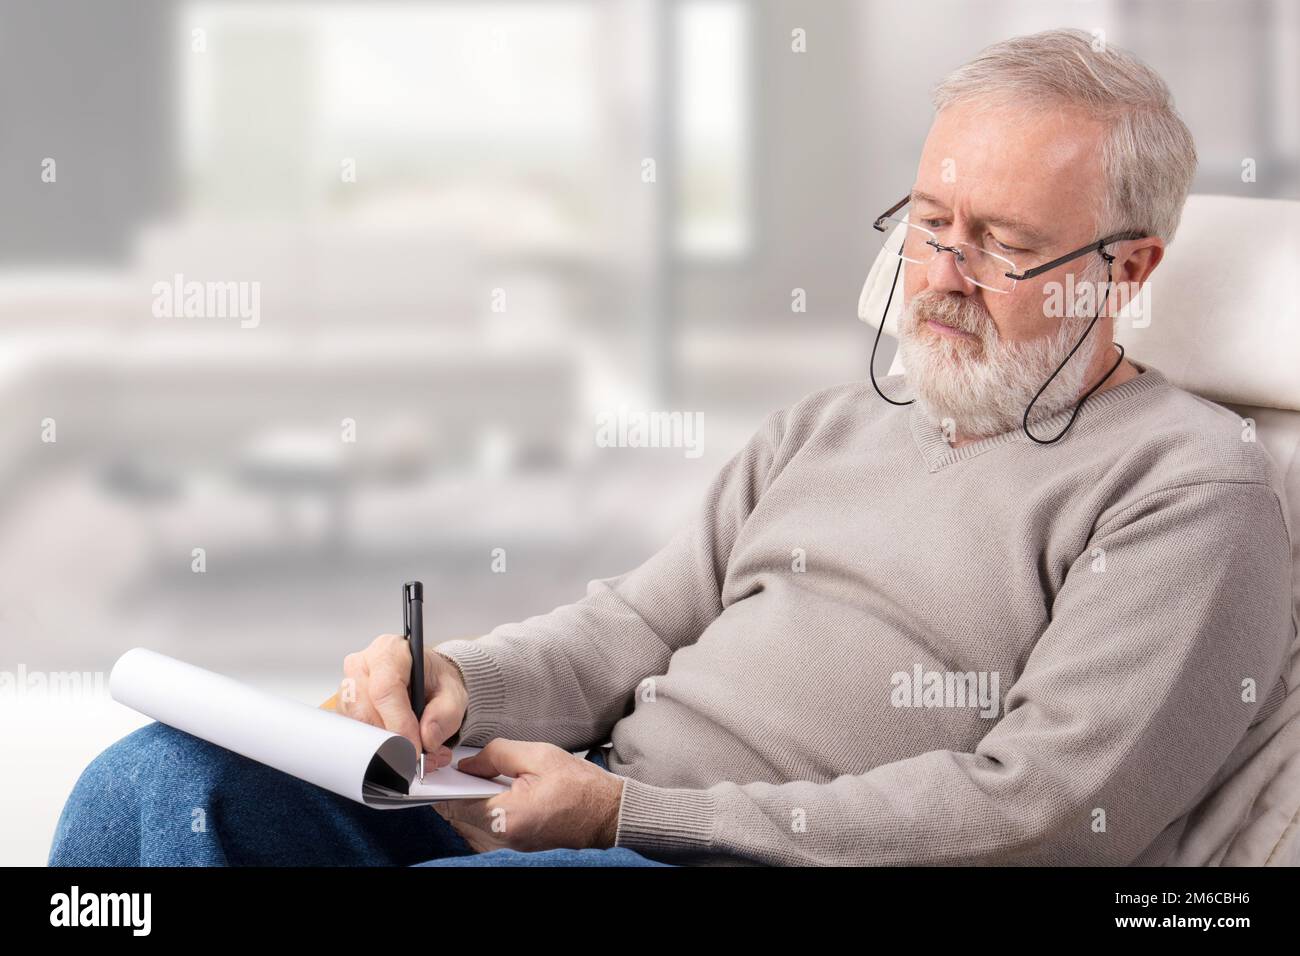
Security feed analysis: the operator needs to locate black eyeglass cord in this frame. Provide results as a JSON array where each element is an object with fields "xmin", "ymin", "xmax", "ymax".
[
  {"xmin": 867, "ymin": 252, "xmax": 1125, "ymax": 444},
  {"xmin": 869, "ymin": 257, "xmax": 913, "ymax": 407}
]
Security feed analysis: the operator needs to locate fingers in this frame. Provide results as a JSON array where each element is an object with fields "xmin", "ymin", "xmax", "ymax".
[
  {"xmin": 339, "ymin": 651, "xmax": 379, "ymax": 725},
  {"xmin": 338, "ymin": 634, "xmax": 421, "ymax": 753},
  {"xmin": 421, "ymin": 739, "xmax": 454, "ymax": 771},
  {"xmin": 438, "ymin": 796, "xmax": 498, "ymax": 832},
  {"xmin": 368, "ymin": 650, "xmax": 422, "ymax": 752}
]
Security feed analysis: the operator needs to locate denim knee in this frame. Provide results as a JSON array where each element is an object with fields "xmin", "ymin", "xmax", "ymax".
[
  {"xmin": 415, "ymin": 846, "xmax": 675, "ymax": 867},
  {"xmin": 49, "ymin": 721, "xmax": 233, "ymax": 866}
]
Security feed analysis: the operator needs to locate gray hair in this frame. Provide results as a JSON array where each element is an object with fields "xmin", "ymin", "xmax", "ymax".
[{"xmin": 932, "ymin": 28, "xmax": 1197, "ymax": 244}]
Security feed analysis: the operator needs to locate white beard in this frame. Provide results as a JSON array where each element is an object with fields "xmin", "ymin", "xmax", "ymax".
[{"xmin": 895, "ymin": 279, "xmax": 1108, "ymax": 441}]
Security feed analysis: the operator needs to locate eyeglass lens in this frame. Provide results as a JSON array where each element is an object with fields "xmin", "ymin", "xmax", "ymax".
[{"xmin": 883, "ymin": 216, "xmax": 1017, "ymax": 293}]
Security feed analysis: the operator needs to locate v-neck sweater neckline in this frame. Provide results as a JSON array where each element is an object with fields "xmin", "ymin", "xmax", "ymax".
[{"xmin": 908, "ymin": 361, "xmax": 1170, "ymax": 472}]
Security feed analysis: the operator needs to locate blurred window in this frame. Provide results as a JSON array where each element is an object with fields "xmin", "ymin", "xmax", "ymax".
[{"xmin": 674, "ymin": 0, "xmax": 752, "ymax": 259}]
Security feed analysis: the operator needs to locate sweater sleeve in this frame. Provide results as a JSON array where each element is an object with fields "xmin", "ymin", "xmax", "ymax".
[
  {"xmin": 435, "ymin": 407, "xmax": 786, "ymax": 751},
  {"xmin": 612, "ymin": 479, "xmax": 1297, "ymax": 865}
]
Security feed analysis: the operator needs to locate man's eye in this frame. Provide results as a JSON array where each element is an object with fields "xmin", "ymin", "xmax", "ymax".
[
  {"xmin": 991, "ymin": 235, "xmax": 1026, "ymax": 254},
  {"xmin": 920, "ymin": 218, "xmax": 946, "ymax": 229}
]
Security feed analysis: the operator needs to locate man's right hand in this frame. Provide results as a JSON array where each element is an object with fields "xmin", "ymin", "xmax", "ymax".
[{"xmin": 336, "ymin": 634, "xmax": 469, "ymax": 770}]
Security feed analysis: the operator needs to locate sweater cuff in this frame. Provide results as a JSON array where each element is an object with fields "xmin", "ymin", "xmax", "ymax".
[
  {"xmin": 613, "ymin": 775, "xmax": 717, "ymax": 860},
  {"xmin": 433, "ymin": 639, "xmax": 508, "ymax": 746}
]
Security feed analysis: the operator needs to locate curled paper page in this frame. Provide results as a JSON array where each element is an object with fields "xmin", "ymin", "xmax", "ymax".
[{"xmin": 109, "ymin": 648, "xmax": 510, "ymax": 809}]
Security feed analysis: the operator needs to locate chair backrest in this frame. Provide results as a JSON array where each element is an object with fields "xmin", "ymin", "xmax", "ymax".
[{"xmin": 858, "ymin": 193, "xmax": 1300, "ymax": 864}]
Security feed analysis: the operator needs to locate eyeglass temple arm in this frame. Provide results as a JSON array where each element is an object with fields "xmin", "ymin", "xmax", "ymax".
[
  {"xmin": 872, "ymin": 194, "xmax": 912, "ymax": 231},
  {"xmin": 1004, "ymin": 231, "xmax": 1146, "ymax": 281}
]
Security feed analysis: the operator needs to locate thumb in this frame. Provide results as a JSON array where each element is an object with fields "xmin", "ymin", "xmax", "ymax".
[
  {"xmin": 419, "ymin": 698, "xmax": 464, "ymax": 754},
  {"xmin": 455, "ymin": 739, "xmax": 547, "ymax": 779}
]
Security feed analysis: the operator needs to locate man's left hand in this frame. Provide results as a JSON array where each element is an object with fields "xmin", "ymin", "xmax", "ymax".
[{"xmin": 432, "ymin": 740, "xmax": 625, "ymax": 854}]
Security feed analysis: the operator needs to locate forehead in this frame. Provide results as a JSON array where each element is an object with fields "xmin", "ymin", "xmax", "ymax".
[{"xmin": 915, "ymin": 101, "xmax": 1106, "ymax": 229}]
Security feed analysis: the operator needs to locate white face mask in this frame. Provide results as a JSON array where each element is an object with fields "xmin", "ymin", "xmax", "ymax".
[{"xmin": 896, "ymin": 280, "xmax": 1105, "ymax": 442}]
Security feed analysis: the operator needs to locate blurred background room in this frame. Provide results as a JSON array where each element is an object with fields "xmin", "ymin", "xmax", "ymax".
[{"xmin": 1, "ymin": 0, "xmax": 1297, "ymax": 863}]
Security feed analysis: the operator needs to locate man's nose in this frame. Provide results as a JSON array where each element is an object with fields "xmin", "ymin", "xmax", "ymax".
[{"xmin": 925, "ymin": 245, "xmax": 976, "ymax": 296}]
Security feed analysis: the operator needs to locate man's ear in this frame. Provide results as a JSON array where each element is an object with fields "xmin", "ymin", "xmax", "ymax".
[{"xmin": 1117, "ymin": 237, "xmax": 1164, "ymax": 285}]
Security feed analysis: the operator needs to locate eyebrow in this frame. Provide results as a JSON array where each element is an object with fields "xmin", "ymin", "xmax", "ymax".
[{"xmin": 909, "ymin": 189, "xmax": 1052, "ymax": 247}]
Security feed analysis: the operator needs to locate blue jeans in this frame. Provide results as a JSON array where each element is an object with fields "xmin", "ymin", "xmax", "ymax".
[{"xmin": 48, "ymin": 721, "xmax": 673, "ymax": 867}]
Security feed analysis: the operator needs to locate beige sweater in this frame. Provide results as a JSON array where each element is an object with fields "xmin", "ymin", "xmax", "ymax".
[{"xmin": 436, "ymin": 362, "xmax": 1297, "ymax": 865}]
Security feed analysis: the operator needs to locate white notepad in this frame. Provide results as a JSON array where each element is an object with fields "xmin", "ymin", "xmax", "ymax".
[{"xmin": 109, "ymin": 648, "xmax": 512, "ymax": 809}]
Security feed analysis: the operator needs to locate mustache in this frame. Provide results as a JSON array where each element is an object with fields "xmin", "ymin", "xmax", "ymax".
[{"xmin": 907, "ymin": 291, "xmax": 993, "ymax": 339}]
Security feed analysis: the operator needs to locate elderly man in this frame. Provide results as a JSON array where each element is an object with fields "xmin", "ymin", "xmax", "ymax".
[{"xmin": 52, "ymin": 28, "xmax": 1294, "ymax": 867}]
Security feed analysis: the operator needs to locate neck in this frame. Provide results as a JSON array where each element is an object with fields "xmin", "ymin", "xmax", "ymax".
[{"xmin": 1095, "ymin": 355, "xmax": 1141, "ymax": 392}]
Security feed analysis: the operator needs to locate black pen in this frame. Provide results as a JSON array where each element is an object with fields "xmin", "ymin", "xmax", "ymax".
[{"xmin": 403, "ymin": 581, "xmax": 426, "ymax": 781}]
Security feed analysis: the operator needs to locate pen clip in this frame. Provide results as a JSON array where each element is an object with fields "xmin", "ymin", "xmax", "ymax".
[{"xmin": 403, "ymin": 584, "xmax": 412, "ymax": 640}]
